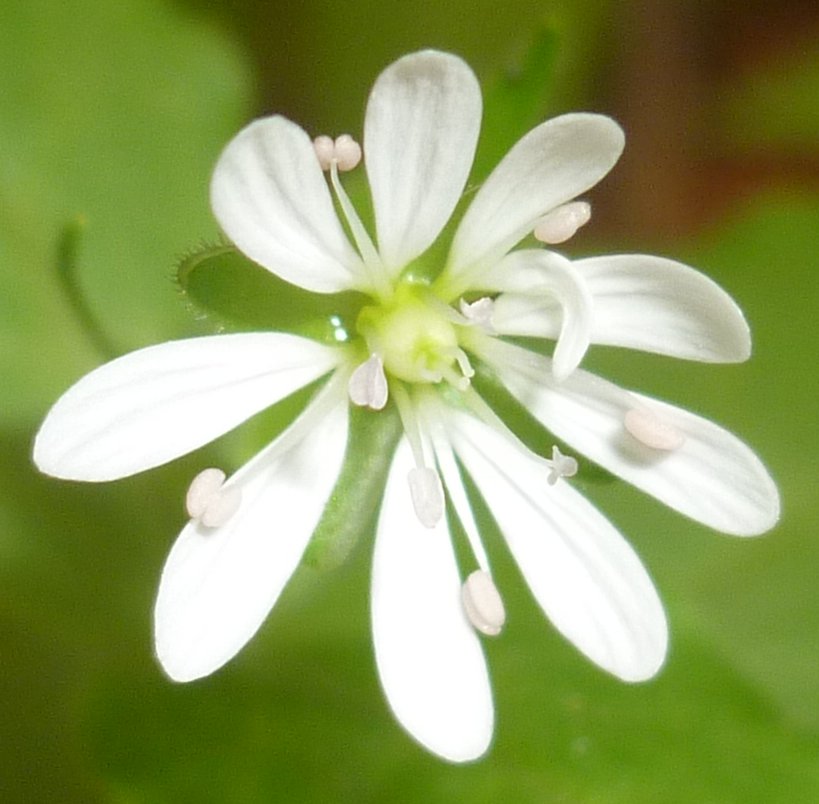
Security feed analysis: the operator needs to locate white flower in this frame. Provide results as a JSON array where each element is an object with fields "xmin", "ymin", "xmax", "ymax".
[{"xmin": 33, "ymin": 50, "xmax": 780, "ymax": 763}]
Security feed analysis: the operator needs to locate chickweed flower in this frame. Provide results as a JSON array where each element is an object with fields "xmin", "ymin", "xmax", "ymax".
[{"xmin": 34, "ymin": 50, "xmax": 779, "ymax": 762}]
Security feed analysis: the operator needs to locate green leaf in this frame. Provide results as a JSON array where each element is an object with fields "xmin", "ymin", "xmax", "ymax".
[
  {"xmin": 0, "ymin": 0, "xmax": 251, "ymax": 424},
  {"xmin": 177, "ymin": 243, "xmax": 367, "ymax": 343}
]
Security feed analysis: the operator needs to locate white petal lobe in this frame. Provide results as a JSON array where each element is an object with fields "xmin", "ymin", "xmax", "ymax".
[
  {"xmin": 211, "ymin": 115, "xmax": 364, "ymax": 293},
  {"xmin": 365, "ymin": 51, "xmax": 482, "ymax": 273},
  {"xmin": 154, "ymin": 400, "xmax": 349, "ymax": 682},
  {"xmin": 447, "ymin": 411, "xmax": 667, "ymax": 682},
  {"xmin": 488, "ymin": 342, "xmax": 780, "ymax": 535},
  {"xmin": 447, "ymin": 114, "xmax": 624, "ymax": 285},
  {"xmin": 487, "ymin": 250, "xmax": 594, "ymax": 380},
  {"xmin": 33, "ymin": 334, "xmax": 341, "ymax": 481},
  {"xmin": 372, "ymin": 439, "xmax": 493, "ymax": 762},
  {"xmin": 572, "ymin": 254, "xmax": 752, "ymax": 362}
]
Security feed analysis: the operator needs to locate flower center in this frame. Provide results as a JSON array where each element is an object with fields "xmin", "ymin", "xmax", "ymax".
[{"xmin": 357, "ymin": 284, "xmax": 472, "ymax": 388}]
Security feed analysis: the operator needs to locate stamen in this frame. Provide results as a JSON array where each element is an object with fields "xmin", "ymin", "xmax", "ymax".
[
  {"xmin": 424, "ymin": 409, "xmax": 491, "ymax": 573},
  {"xmin": 185, "ymin": 467, "xmax": 242, "ymax": 528},
  {"xmin": 432, "ymin": 347, "xmax": 474, "ymax": 392},
  {"xmin": 313, "ymin": 133, "xmax": 362, "ymax": 172},
  {"xmin": 391, "ymin": 383, "xmax": 428, "ymax": 470},
  {"xmin": 348, "ymin": 354, "xmax": 389, "ymax": 410},
  {"xmin": 461, "ymin": 570, "xmax": 506, "ymax": 636},
  {"xmin": 624, "ymin": 407, "xmax": 686, "ymax": 451},
  {"xmin": 440, "ymin": 364, "xmax": 470, "ymax": 392},
  {"xmin": 313, "ymin": 135, "xmax": 336, "ymax": 172},
  {"xmin": 453, "ymin": 348, "xmax": 475, "ymax": 380},
  {"xmin": 333, "ymin": 134, "xmax": 362, "ymax": 171},
  {"xmin": 200, "ymin": 485, "xmax": 242, "ymax": 528},
  {"xmin": 534, "ymin": 201, "xmax": 592, "ymax": 244},
  {"xmin": 392, "ymin": 384, "xmax": 445, "ymax": 528},
  {"xmin": 459, "ymin": 297, "xmax": 495, "ymax": 331},
  {"xmin": 547, "ymin": 445, "xmax": 578, "ymax": 485},
  {"xmin": 186, "ymin": 467, "xmax": 225, "ymax": 519},
  {"xmin": 408, "ymin": 466, "xmax": 445, "ymax": 528},
  {"xmin": 328, "ymin": 160, "xmax": 392, "ymax": 299}
]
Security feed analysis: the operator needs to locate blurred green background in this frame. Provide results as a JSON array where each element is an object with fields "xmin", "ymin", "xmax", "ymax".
[{"xmin": 1, "ymin": 0, "xmax": 818, "ymax": 801}]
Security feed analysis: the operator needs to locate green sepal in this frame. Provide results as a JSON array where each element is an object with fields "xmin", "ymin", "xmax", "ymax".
[
  {"xmin": 177, "ymin": 243, "xmax": 366, "ymax": 343},
  {"xmin": 304, "ymin": 403, "xmax": 403, "ymax": 570}
]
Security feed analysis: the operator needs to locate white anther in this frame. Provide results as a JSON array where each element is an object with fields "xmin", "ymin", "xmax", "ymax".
[
  {"xmin": 313, "ymin": 133, "xmax": 362, "ymax": 172},
  {"xmin": 334, "ymin": 134, "xmax": 362, "ymax": 171},
  {"xmin": 462, "ymin": 570, "xmax": 506, "ymax": 636},
  {"xmin": 534, "ymin": 201, "xmax": 592, "ymax": 244},
  {"xmin": 348, "ymin": 354, "xmax": 389, "ymax": 410},
  {"xmin": 313, "ymin": 135, "xmax": 335, "ymax": 171},
  {"xmin": 459, "ymin": 297, "xmax": 495, "ymax": 331},
  {"xmin": 547, "ymin": 445, "xmax": 578, "ymax": 485},
  {"xmin": 624, "ymin": 407, "xmax": 686, "ymax": 451},
  {"xmin": 200, "ymin": 485, "xmax": 242, "ymax": 528},
  {"xmin": 408, "ymin": 466, "xmax": 444, "ymax": 528},
  {"xmin": 186, "ymin": 468, "xmax": 226, "ymax": 519},
  {"xmin": 186, "ymin": 468, "xmax": 241, "ymax": 528}
]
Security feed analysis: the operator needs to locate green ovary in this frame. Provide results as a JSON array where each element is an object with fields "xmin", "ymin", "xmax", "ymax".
[{"xmin": 357, "ymin": 285, "xmax": 460, "ymax": 385}]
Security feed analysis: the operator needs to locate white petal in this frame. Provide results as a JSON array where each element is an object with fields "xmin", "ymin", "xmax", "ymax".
[
  {"xmin": 446, "ymin": 114, "xmax": 624, "ymax": 286},
  {"xmin": 490, "ymin": 292, "xmax": 561, "ymax": 338},
  {"xmin": 154, "ymin": 399, "xmax": 349, "ymax": 682},
  {"xmin": 572, "ymin": 254, "xmax": 752, "ymax": 362},
  {"xmin": 485, "ymin": 249, "xmax": 593, "ymax": 380},
  {"xmin": 34, "ymin": 333, "xmax": 342, "ymax": 481},
  {"xmin": 211, "ymin": 116, "xmax": 365, "ymax": 293},
  {"xmin": 446, "ymin": 409, "xmax": 667, "ymax": 682},
  {"xmin": 365, "ymin": 50, "xmax": 482, "ymax": 273},
  {"xmin": 428, "ymin": 423, "xmax": 491, "ymax": 573},
  {"xmin": 372, "ymin": 438, "xmax": 493, "ymax": 762},
  {"xmin": 487, "ymin": 342, "xmax": 780, "ymax": 535}
]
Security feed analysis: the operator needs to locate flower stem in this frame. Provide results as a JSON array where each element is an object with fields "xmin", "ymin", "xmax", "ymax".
[{"xmin": 55, "ymin": 216, "xmax": 119, "ymax": 359}]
